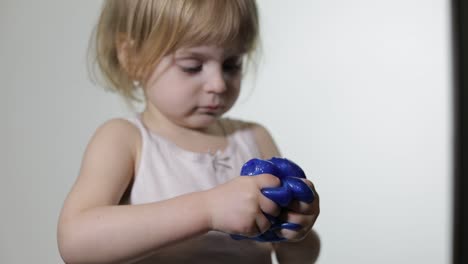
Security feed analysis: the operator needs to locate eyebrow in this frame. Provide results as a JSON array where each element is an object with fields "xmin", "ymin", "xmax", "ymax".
[
  {"xmin": 174, "ymin": 52, "xmax": 208, "ymax": 60},
  {"xmin": 174, "ymin": 51, "xmax": 242, "ymax": 61}
]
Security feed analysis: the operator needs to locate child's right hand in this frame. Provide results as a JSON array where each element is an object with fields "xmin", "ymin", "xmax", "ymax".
[{"xmin": 203, "ymin": 174, "xmax": 281, "ymax": 237}]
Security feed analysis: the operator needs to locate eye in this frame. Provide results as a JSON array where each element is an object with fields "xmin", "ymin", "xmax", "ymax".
[
  {"xmin": 176, "ymin": 58, "xmax": 203, "ymax": 74},
  {"xmin": 223, "ymin": 57, "xmax": 243, "ymax": 74},
  {"xmin": 181, "ymin": 65, "xmax": 202, "ymax": 74}
]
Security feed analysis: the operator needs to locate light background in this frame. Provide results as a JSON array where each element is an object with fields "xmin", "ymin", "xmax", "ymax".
[{"xmin": 1, "ymin": 0, "xmax": 452, "ymax": 263}]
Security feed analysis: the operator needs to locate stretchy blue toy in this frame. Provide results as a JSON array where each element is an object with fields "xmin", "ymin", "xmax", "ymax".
[{"xmin": 230, "ymin": 157, "xmax": 314, "ymax": 242}]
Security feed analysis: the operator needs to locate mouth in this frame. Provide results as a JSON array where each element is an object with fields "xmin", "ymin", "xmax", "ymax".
[
  {"xmin": 205, "ymin": 105, "xmax": 221, "ymax": 110},
  {"xmin": 198, "ymin": 105, "xmax": 224, "ymax": 114}
]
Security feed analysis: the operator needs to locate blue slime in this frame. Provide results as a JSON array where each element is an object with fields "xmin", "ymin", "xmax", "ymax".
[{"xmin": 230, "ymin": 157, "xmax": 314, "ymax": 242}]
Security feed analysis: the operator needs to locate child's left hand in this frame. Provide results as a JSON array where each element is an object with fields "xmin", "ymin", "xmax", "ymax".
[{"xmin": 276, "ymin": 178, "xmax": 320, "ymax": 241}]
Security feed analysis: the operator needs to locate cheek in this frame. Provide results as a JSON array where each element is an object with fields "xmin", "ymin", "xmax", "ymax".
[
  {"xmin": 229, "ymin": 88, "xmax": 240, "ymax": 103},
  {"xmin": 148, "ymin": 87, "xmax": 193, "ymax": 110},
  {"xmin": 229, "ymin": 79, "xmax": 241, "ymax": 99},
  {"xmin": 146, "ymin": 70, "xmax": 197, "ymax": 105}
]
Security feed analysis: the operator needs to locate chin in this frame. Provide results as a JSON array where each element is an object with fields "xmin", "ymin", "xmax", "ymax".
[{"xmin": 188, "ymin": 115, "xmax": 221, "ymax": 129}]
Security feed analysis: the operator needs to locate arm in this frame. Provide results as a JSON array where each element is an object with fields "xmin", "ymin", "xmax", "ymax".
[
  {"xmin": 251, "ymin": 123, "xmax": 321, "ymax": 264},
  {"xmin": 57, "ymin": 119, "xmax": 211, "ymax": 263},
  {"xmin": 57, "ymin": 119, "xmax": 280, "ymax": 263}
]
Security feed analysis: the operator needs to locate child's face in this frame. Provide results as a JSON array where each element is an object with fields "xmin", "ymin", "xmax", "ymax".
[{"xmin": 143, "ymin": 45, "xmax": 243, "ymax": 129}]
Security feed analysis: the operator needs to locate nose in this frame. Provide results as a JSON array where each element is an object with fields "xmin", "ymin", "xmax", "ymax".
[{"xmin": 204, "ymin": 69, "xmax": 227, "ymax": 94}]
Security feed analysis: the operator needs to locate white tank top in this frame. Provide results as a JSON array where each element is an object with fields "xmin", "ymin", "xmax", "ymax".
[{"xmin": 121, "ymin": 115, "xmax": 273, "ymax": 264}]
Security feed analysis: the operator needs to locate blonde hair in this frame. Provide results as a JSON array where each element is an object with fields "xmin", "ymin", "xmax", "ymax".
[{"xmin": 89, "ymin": 0, "xmax": 260, "ymax": 104}]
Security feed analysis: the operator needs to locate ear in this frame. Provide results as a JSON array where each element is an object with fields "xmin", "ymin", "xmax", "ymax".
[{"xmin": 116, "ymin": 34, "xmax": 139, "ymax": 78}]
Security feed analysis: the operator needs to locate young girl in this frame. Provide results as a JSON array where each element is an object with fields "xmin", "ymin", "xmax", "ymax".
[{"xmin": 57, "ymin": 0, "xmax": 320, "ymax": 263}]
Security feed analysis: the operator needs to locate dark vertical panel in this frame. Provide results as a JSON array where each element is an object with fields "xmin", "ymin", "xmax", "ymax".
[{"xmin": 453, "ymin": 0, "xmax": 468, "ymax": 263}]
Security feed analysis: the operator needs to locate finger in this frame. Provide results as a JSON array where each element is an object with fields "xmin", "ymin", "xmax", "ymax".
[
  {"xmin": 302, "ymin": 179, "xmax": 319, "ymax": 200},
  {"xmin": 287, "ymin": 200, "xmax": 315, "ymax": 215},
  {"xmin": 285, "ymin": 178, "xmax": 319, "ymax": 214},
  {"xmin": 306, "ymin": 181, "xmax": 320, "ymax": 218},
  {"xmin": 286, "ymin": 209, "xmax": 319, "ymax": 228},
  {"xmin": 261, "ymin": 187, "xmax": 292, "ymax": 207},
  {"xmin": 253, "ymin": 212, "xmax": 271, "ymax": 236},
  {"xmin": 254, "ymin": 173, "xmax": 281, "ymax": 189},
  {"xmin": 275, "ymin": 226, "xmax": 307, "ymax": 242},
  {"xmin": 258, "ymin": 192, "xmax": 281, "ymax": 217},
  {"xmin": 284, "ymin": 177, "xmax": 314, "ymax": 203},
  {"xmin": 276, "ymin": 211, "xmax": 318, "ymax": 241},
  {"xmin": 278, "ymin": 210, "xmax": 310, "ymax": 227},
  {"xmin": 300, "ymin": 178, "xmax": 320, "ymax": 211}
]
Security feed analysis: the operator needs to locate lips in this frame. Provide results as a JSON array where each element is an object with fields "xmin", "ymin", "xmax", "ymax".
[
  {"xmin": 198, "ymin": 105, "xmax": 224, "ymax": 114},
  {"xmin": 204, "ymin": 105, "xmax": 221, "ymax": 110}
]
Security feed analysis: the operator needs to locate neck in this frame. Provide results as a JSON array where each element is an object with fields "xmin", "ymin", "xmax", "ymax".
[
  {"xmin": 141, "ymin": 106, "xmax": 228, "ymax": 153},
  {"xmin": 141, "ymin": 105, "xmax": 222, "ymax": 138}
]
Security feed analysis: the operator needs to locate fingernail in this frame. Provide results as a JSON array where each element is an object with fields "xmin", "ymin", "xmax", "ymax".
[{"xmin": 281, "ymin": 222, "xmax": 302, "ymax": 231}]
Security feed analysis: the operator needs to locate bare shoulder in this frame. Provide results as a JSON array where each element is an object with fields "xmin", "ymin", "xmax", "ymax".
[
  {"xmin": 90, "ymin": 117, "xmax": 142, "ymax": 158},
  {"xmin": 93, "ymin": 118, "xmax": 140, "ymax": 144},
  {"xmin": 85, "ymin": 118, "xmax": 142, "ymax": 167},
  {"xmin": 81, "ymin": 117, "xmax": 141, "ymax": 185},
  {"xmin": 221, "ymin": 118, "xmax": 281, "ymax": 159}
]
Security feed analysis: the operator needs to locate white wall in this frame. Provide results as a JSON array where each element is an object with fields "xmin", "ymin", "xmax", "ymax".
[{"xmin": 1, "ymin": 0, "xmax": 452, "ymax": 263}]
